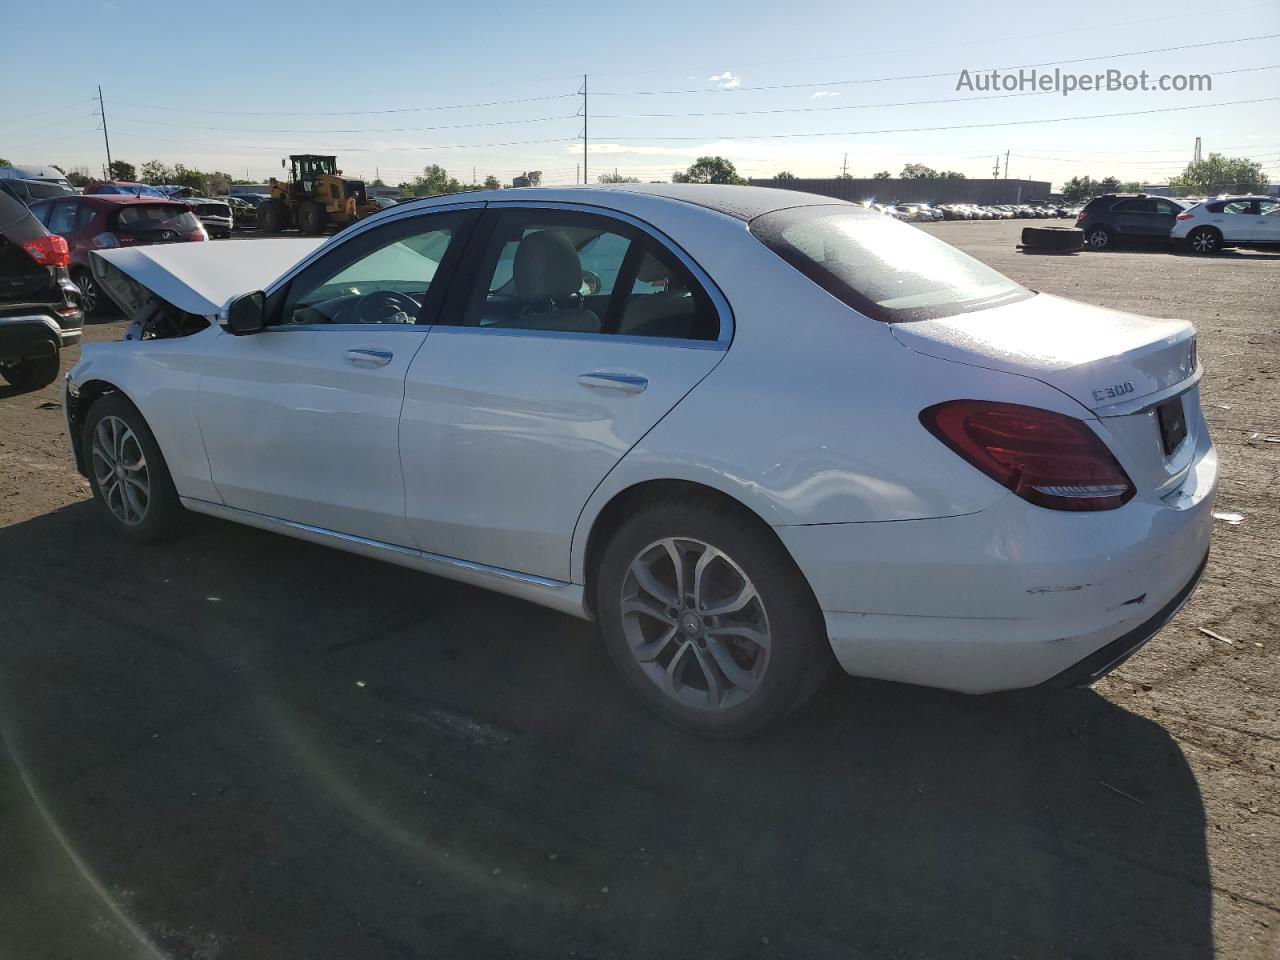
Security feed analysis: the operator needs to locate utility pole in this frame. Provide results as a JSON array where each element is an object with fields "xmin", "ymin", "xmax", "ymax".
[
  {"xmin": 841, "ymin": 153, "xmax": 848, "ymax": 178},
  {"xmin": 992, "ymin": 157, "xmax": 1001, "ymax": 178},
  {"xmin": 580, "ymin": 74, "xmax": 589, "ymax": 185},
  {"xmin": 576, "ymin": 163, "xmax": 580, "ymax": 185},
  {"xmin": 1193, "ymin": 136, "xmax": 1202, "ymax": 164},
  {"xmin": 95, "ymin": 85, "xmax": 113, "ymax": 177},
  {"xmin": 1003, "ymin": 149, "xmax": 1010, "ymax": 179}
]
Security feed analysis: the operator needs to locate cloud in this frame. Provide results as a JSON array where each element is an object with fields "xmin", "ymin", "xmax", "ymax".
[
  {"xmin": 708, "ymin": 71, "xmax": 741, "ymax": 90},
  {"xmin": 811, "ymin": 91, "xmax": 840, "ymax": 99}
]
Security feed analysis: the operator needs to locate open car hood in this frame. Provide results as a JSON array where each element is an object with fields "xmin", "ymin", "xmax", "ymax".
[{"xmin": 91, "ymin": 238, "xmax": 323, "ymax": 320}]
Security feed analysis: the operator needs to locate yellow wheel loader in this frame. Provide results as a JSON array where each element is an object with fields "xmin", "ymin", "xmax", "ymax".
[{"xmin": 256, "ymin": 155, "xmax": 380, "ymax": 235}]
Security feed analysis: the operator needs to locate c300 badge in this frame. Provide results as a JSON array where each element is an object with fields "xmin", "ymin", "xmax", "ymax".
[{"xmin": 1092, "ymin": 381, "xmax": 1136, "ymax": 402}]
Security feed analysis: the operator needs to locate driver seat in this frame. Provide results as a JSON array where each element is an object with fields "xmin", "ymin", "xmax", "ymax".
[{"xmin": 495, "ymin": 229, "xmax": 601, "ymax": 333}]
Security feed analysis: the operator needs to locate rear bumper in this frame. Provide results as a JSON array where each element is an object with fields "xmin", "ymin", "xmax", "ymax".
[
  {"xmin": 0, "ymin": 312, "xmax": 81, "ymax": 361},
  {"xmin": 778, "ymin": 437, "xmax": 1218, "ymax": 693}
]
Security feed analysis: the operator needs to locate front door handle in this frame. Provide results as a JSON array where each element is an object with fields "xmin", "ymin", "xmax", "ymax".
[
  {"xmin": 345, "ymin": 347, "xmax": 393, "ymax": 368},
  {"xmin": 577, "ymin": 372, "xmax": 648, "ymax": 394}
]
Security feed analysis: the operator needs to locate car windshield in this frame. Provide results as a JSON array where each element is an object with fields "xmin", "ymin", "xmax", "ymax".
[{"xmin": 750, "ymin": 205, "xmax": 1032, "ymax": 322}]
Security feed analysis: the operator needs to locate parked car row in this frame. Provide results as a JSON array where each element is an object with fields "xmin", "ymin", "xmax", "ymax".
[
  {"xmin": 1076, "ymin": 193, "xmax": 1280, "ymax": 253},
  {"xmin": 863, "ymin": 201, "xmax": 1078, "ymax": 223}
]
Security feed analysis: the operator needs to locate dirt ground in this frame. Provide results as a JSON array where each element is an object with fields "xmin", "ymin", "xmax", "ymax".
[{"xmin": 0, "ymin": 219, "xmax": 1276, "ymax": 959}]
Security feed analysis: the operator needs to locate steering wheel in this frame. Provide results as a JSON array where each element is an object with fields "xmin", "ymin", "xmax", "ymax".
[{"xmin": 353, "ymin": 290, "xmax": 420, "ymax": 324}]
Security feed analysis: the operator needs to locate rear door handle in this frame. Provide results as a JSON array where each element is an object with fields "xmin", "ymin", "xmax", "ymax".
[
  {"xmin": 577, "ymin": 372, "xmax": 648, "ymax": 394},
  {"xmin": 345, "ymin": 347, "xmax": 393, "ymax": 368}
]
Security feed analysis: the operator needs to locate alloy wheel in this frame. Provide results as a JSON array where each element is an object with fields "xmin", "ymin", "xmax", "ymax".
[
  {"xmin": 1088, "ymin": 230, "xmax": 1110, "ymax": 249},
  {"xmin": 77, "ymin": 272, "xmax": 98, "ymax": 313},
  {"xmin": 620, "ymin": 537, "xmax": 771, "ymax": 711},
  {"xmin": 91, "ymin": 415, "xmax": 150, "ymax": 525},
  {"xmin": 1191, "ymin": 230, "xmax": 1218, "ymax": 253}
]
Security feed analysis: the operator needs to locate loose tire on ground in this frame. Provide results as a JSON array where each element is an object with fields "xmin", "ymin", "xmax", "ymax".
[
  {"xmin": 82, "ymin": 393, "xmax": 184, "ymax": 543},
  {"xmin": 595, "ymin": 492, "xmax": 830, "ymax": 738},
  {"xmin": 1, "ymin": 353, "xmax": 60, "ymax": 390},
  {"xmin": 256, "ymin": 200, "xmax": 284, "ymax": 233},
  {"xmin": 1021, "ymin": 226, "xmax": 1083, "ymax": 252},
  {"xmin": 297, "ymin": 201, "xmax": 326, "ymax": 235}
]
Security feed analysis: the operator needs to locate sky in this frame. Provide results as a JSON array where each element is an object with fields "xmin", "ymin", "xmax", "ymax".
[{"xmin": 2, "ymin": 0, "xmax": 1278, "ymax": 191}]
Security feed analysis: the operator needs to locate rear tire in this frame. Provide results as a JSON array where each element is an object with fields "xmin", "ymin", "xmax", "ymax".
[
  {"xmin": 595, "ymin": 493, "xmax": 828, "ymax": 738},
  {"xmin": 256, "ymin": 200, "xmax": 284, "ymax": 233},
  {"xmin": 297, "ymin": 201, "xmax": 326, "ymax": 235},
  {"xmin": 1, "ymin": 353, "xmax": 60, "ymax": 390},
  {"xmin": 74, "ymin": 267, "xmax": 110, "ymax": 316},
  {"xmin": 1187, "ymin": 226, "xmax": 1221, "ymax": 254},
  {"xmin": 82, "ymin": 393, "xmax": 184, "ymax": 543},
  {"xmin": 1084, "ymin": 225, "xmax": 1114, "ymax": 250}
]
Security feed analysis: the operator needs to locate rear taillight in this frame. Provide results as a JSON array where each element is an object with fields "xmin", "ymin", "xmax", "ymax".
[
  {"xmin": 189, "ymin": 229, "xmax": 207, "ymax": 241},
  {"xmin": 22, "ymin": 235, "xmax": 70, "ymax": 267},
  {"xmin": 1176, "ymin": 212, "xmax": 1193, "ymax": 220},
  {"xmin": 91, "ymin": 232, "xmax": 120, "ymax": 249},
  {"xmin": 1075, "ymin": 210, "xmax": 1087, "ymax": 221},
  {"xmin": 920, "ymin": 400, "xmax": 1135, "ymax": 511}
]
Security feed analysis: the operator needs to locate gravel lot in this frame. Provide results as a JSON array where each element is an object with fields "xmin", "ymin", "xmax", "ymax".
[{"xmin": 1, "ymin": 219, "xmax": 1276, "ymax": 959}]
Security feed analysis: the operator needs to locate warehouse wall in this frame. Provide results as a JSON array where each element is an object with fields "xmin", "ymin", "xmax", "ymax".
[{"xmin": 749, "ymin": 178, "xmax": 1053, "ymax": 204}]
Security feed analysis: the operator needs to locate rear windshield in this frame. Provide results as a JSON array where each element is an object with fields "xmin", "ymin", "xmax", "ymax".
[
  {"xmin": 114, "ymin": 204, "xmax": 201, "ymax": 233},
  {"xmin": 749, "ymin": 205, "xmax": 1032, "ymax": 322}
]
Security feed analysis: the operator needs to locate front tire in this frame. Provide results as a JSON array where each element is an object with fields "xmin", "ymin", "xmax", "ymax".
[
  {"xmin": 256, "ymin": 200, "xmax": 284, "ymax": 233},
  {"xmin": 83, "ymin": 393, "xmax": 183, "ymax": 543},
  {"xmin": 1, "ymin": 353, "xmax": 60, "ymax": 390},
  {"xmin": 1187, "ymin": 226, "xmax": 1221, "ymax": 254},
  {"xmin": 595, "ymin": 493, "xmax": 829, "ymax": 737}
]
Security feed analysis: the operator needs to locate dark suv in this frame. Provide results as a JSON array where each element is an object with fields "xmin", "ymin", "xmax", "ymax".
[
  {"xmin": 28, "ymin": 195, "xmax": 206, "ymax": 315},
  {"xmin": 0, "ymin": 182, "xmax": 83, "ymax": 390},
  {"xmin": 1075, "ymin": 194, "xmax": 1188, "ymax": 250}
]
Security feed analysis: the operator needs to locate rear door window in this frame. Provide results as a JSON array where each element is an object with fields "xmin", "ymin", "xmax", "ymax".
[{"xmin": 47, "ymin": 200, "xmax": 79, "ymax": 236}]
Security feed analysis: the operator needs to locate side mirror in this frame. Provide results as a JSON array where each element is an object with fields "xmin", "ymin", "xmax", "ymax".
[{"xmin": 223, "ymin": 291, "xmax": 266, "ymax": 335}]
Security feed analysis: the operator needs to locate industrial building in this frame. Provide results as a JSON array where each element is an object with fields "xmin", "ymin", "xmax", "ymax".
[{"xmin": 748, "ymin": 177, "xmax": 1052, "ymax": 205}]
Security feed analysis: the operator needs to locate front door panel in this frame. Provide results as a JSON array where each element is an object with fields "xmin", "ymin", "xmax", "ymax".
[{"xmin": 197, "ymin": 327, "xmax": 425, "ymax": 544}]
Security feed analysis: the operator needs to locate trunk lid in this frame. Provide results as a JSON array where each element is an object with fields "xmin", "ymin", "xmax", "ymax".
[{"xmin": 892, "ymin": 292, "xmax": 1202, "ymax": 496}]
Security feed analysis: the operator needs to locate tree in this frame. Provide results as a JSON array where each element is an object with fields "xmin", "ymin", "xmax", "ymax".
[
  {"xmin": 63, "ymin": 168, "xmax": 90, "ymax": 187},
  {"xmin": 207, "ymin": 171, "xmax": 232, "ymax": 196},
  {"xmin": 140, "ymin": 160, "xmax": 174, "ymax": 185},
  {"xmin": 900, "ymin": 163, "xmax": 939, "ymax": 179},
  {"xmin": 483, "ymin": 175, "xmax": 502, "ymax": 190},
  {"xmin": 370, "ymin": 177, "xmax": 387, "ymax": 187},
  {"xmin": 402, "ymin": 164, "xmax": 468, "ymax": 196},
  {"xmin": 109, "ymin": 160, "xmax": 136, "ymax": 181},
  {"xmin": 774, "ymin": 170, "xmax": 797, "ymax": 181},
  {"xmin": 672, "ymin": 156, "xmax": 746, "ymax": 185},
  {"xmin": 598, "ymin": 171, "xmax": 641, "ymax": 183},
  {"xmin": 872, "ymin": 170, "xmax": 892, "ymax": 179},
  {"xmin": 171, "ymin": 164, "xmax": 209, "ymax": 194},
  {"xmin": 1097, "ymin": 176, "xmax": 1123, "ymax": 195},
  {"xmin": 1059, "ymin": 176, "xmax": 1097, "ymax": 203},
  {"xmin": 0, "ymin": 158, "xmax": 9, "ymax": 168},
  {"xmin": 1168, "ymin": 153, "xmax": 1268, "ymax": 196}
]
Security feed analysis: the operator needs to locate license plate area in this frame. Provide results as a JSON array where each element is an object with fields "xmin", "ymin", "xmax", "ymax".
[{"xmin": 1156, "ymin": 396, "xmax": 1188, "ymax": 456}]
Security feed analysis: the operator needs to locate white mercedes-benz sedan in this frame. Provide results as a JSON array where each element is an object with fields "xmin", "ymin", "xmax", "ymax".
[{"xmin": 64, "ymin": 184, "xmax": 1216, "ymax": 736}]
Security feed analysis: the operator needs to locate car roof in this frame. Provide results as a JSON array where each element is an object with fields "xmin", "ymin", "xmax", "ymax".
[
  {"xmin": 394, "ymin": 184, "xmax": 849, "ymax": 222},
  {"xmin": 78, "ymin": 195, "xmax": 191, "ymax": 207}
]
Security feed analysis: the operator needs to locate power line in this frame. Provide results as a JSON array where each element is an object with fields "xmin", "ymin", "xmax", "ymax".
[
  {"xmin": 593, "ymin": 95, "xmax": 1280, "ymax": 141},
  {"xmin": 106, "ymin": 92, "xmax": 578, "ymax": 118},
  {"xmin": 593, "ymin": 33, "xmax": 1280, "ymax": 96},
  {"xmin": 95, "ymin": 131, "xmax": 579, "ymax": 153},
  {"xmin": 107, "ymin": 113, "xmax": 577, "ymax": 135}
]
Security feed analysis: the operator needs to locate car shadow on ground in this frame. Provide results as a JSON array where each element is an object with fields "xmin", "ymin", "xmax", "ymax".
[{"xmin": 0, "ymin": 501, "xmax": 1213, "ymax": 960}]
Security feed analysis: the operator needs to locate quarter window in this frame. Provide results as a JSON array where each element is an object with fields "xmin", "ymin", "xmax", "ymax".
[{"xmin": 47, "ymin": 201, "xmax": 79, "ymax": 236}]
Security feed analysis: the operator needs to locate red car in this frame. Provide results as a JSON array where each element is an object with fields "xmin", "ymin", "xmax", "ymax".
[{"xmin": 28, "ymin": 195, "xmax": 206, "ymax": 315}]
